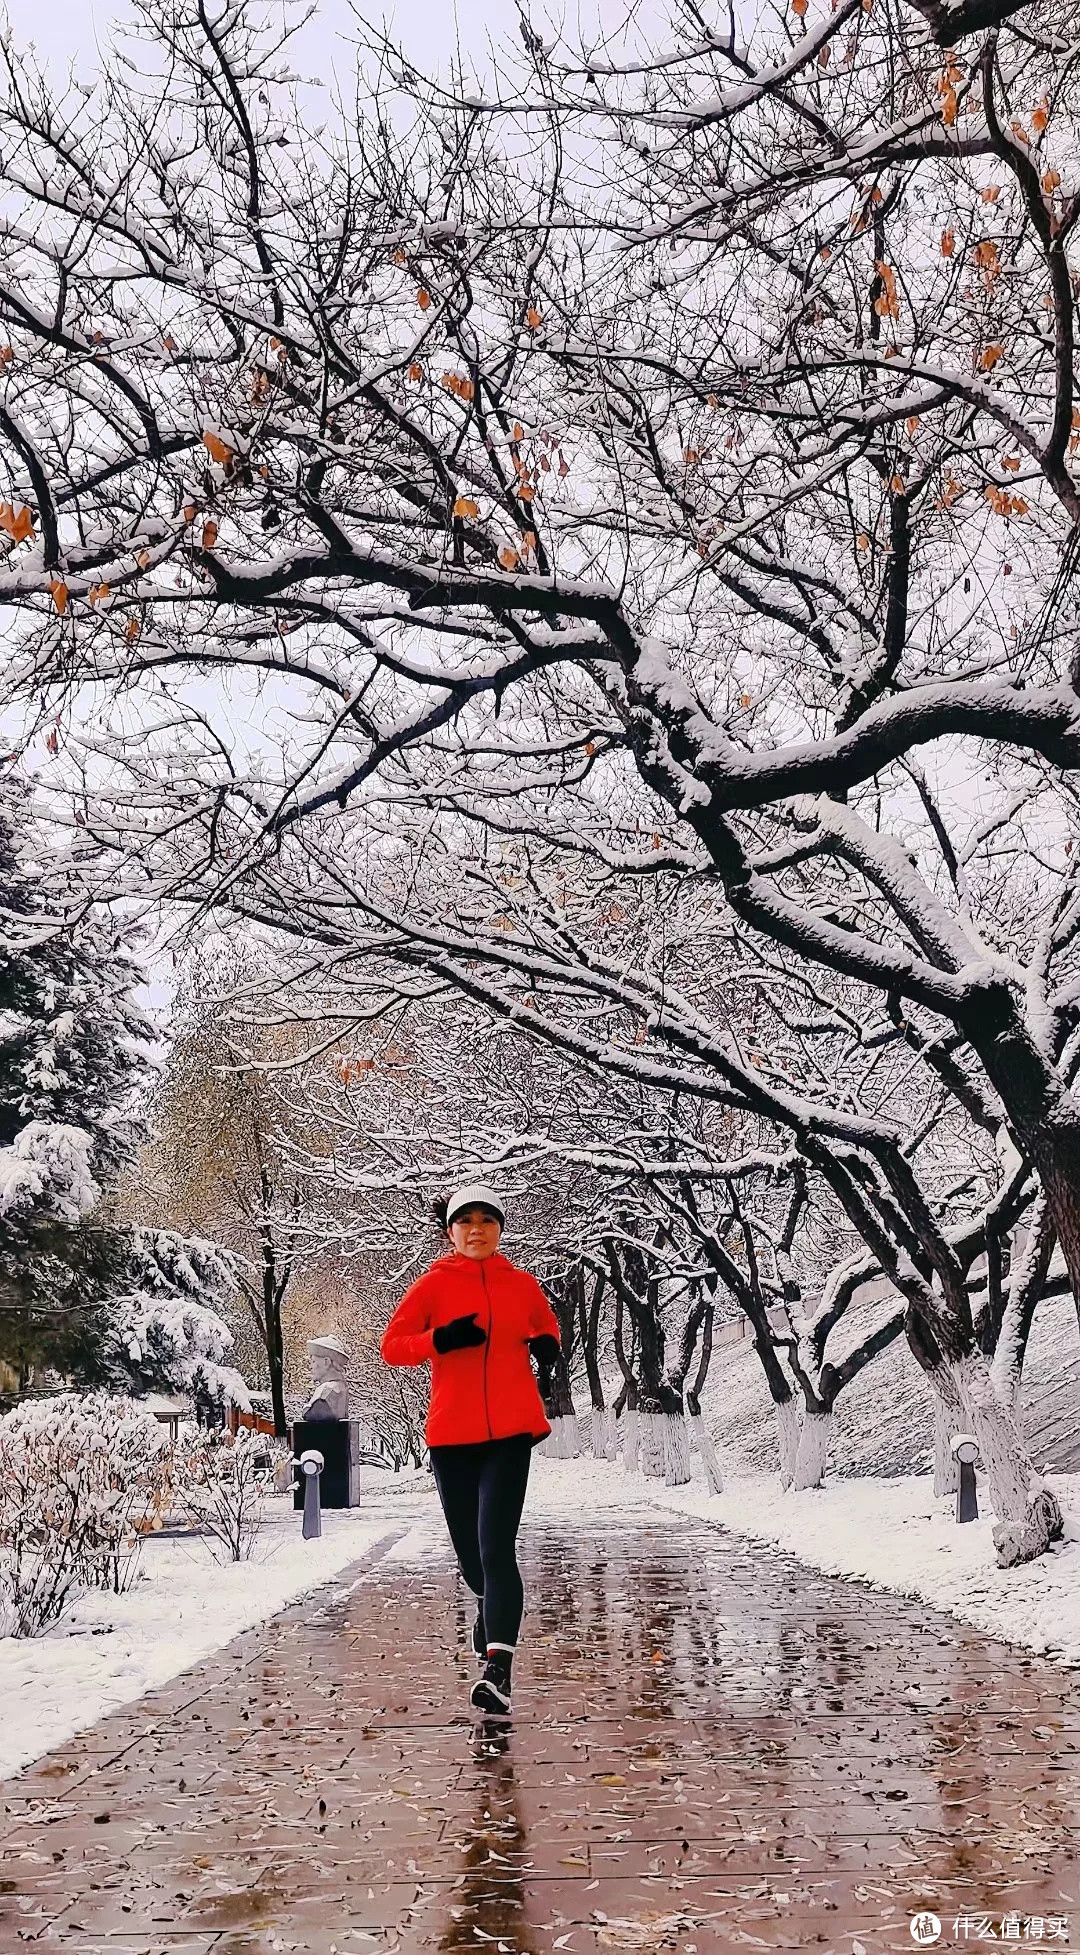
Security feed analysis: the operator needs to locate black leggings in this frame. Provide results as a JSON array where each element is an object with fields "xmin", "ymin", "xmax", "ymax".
[{"xmin": 428, "ymin": 1434, "xmax": 533, "ymax": 1649}]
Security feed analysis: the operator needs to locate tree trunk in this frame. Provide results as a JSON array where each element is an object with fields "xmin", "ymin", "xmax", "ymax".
[
  {"xmin": 539, "ymin": 1413, "xmax": 581, "ymax": 1459},
  {"xmin": 775, "ymin": 1395, "xmax": 801, "ymax": 1489},
  {"xmin": 662, "ymin": 1411, "xmax": 692, "ymax": 1486},
  {"xmin": 638, "ymin": 1407, "xmax": 667, "ymax": 1478},
  {"xmin": 930, "ymin": 1371, "xmax": 962, "ymax": 1497},
  {"xmin": 688, "ymin": 1413, "xmax": 724, "ymax": 1493},
  {"xmin": 907, "ymin": 1275, "xmax": 1063, "ymax": 1567},
  {"xmin": 623, "ymin": 1397, "xmax": 641, "ymax": 1474},
  {"xmin": 579, "ymin": 1271, "xmax": 607, "ymax": 1414},
  {"xmin": 590, "ymin": 1405, "xmax": 618, "ymax": 1459},
  {"xmin": 949, "ymin": 1350, "xmax": 1063, "ymax": 1567},
  {"xmin": 266, "ymin": 1285, "xmax": 287, "ymax": 1438},
  {"xmin": 792, "ymin": 1408, "xmax": 834, "ymax": 1489},
  {"xmin": 1025, "ymin": 1147, "xmax": 1080, "ymax": 1338},
  {"xmin": 966, "ymin": 1002, "xmax": 1080, "ymax": 1325}
]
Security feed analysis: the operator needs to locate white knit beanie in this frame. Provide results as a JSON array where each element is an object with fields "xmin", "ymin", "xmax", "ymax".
[{"xmin": 445, "ymin": 1183, "xmax": 506, "ymax": 1229}]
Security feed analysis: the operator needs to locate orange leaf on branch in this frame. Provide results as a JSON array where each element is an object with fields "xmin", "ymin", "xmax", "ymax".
[
  {"xmin": 973, "ymin": 239, "xmax": 1000, "ymax": 289},
  {"xmin": 50, "ymin": 580, "xmax": 69, "ymax": 615},
  {"xmin": 936, "ymin": 71, "xmax": 959, "ymax": 126},
  {"xmin": 0, "ymin": 503, "xmax": 34, "ymax": 543},
  {"xmin": 416, "ymin": 288, "xmax": 431, "ymax": 310},
  {"xmin": 979, "ymin": 344, "xmax": 1005, "ymax": 371},
  {"xmin": 935, "ymin": 470, "xmax": 964, "ymax": 510},
  {"xmin": 498, "ymin": 546, "xmax": 519, "ymax": 570},
  {"xmin": 201, "ymin": 520, "xmax": 218, "ymax": 548},
  {"xmin": 525, "ymin": 305, "xmax": 543, "ymax": 329},
  {"xmin": 985, "ymin": 485, "xmax": 1027, "ymax": 517},
  {"xmin": 452, "ymin": 497, "xmax": 478, "ymax": 519},
  {"xmin": 940, "ymin": 228, "xmax": 955, "ymax": 257},
  {"xmin": 873, "ymin": 262, "xmax": 900, "ymax": 318},
  {"xmin": 201, "ymin": 431, "xmax": 235, "ymax": 467}
]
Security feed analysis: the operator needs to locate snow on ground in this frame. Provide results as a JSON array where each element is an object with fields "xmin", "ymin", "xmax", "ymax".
[
  {"xmin": 0, "ymin": 1471, "xmax": 435, "ymax": 1782},
  {"xmin": 530, "ymin": 1454, "xmax": 1080, "ymax": 1670}
]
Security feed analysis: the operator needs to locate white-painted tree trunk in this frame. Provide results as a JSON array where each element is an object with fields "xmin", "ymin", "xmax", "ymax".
[
  {"xmin": 556, "ymin": 1413, "xmax": 581, "ymax": 1458},
  {"xmin": 662, "ymin": 1412, "xmax": 693, "ymax": 1487},
  {"xmin": 688, "ymin": 1413, "xmax": 723, "ymax": 1494},
  {"xmin": 775, "ymin": 1397, "xmax": 802, "ymax": 1490},
  {"xmin": 639, "ymin": 1411, "xmax": 666, "ymax": 1479},
  {"xmin": 949, "ymin": 1351, "xmax": 1063, "ymax": 1567},
  {"xmin": 590, "ymin": 1406, "xmax": 618, "ymax": 1460},
  {"xmin": 622, "ymin": 1408, "xmax": 641, "ymax": 1474},
  {"xmin": 931, "ymin": 1378, "xmax": 962, "ymax": 1497},
  {"xmin": 792, "ymin": 1408, "xmax": 834, "ymax": 1489}
]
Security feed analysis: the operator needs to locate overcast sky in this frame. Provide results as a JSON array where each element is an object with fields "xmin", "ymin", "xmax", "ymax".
[{"xmin": 20, "ymin": 0, "xmax": 506, "ymax": 78}]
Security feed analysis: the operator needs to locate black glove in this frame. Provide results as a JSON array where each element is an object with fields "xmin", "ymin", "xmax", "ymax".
[
  {"xmin": 528, "ymin": 1333, "xmax": 560, "ymax": 1370},
  {"xmin": 432, "ymin": 1312, "xmax": 487, "ymax": 1354}
]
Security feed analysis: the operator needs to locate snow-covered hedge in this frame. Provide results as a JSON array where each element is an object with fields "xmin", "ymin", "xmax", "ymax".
[{"xmin": 0, "ymin": 1393, "xmax": 173, "ymax": 1637}]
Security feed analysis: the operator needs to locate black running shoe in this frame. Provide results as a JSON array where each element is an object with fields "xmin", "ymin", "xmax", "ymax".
[
  {"xmin": 470, "ymin": 1659, "xmax": 512, "ymax": 1717},
  {"xmin": 471, "ymin": 1610, "xmax": 486, "ymax": 1660}
]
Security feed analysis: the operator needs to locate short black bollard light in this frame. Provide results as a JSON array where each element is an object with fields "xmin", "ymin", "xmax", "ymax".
[
  {"xmin": 950, "ymin": 1432, "xmax": 980, "ymax": 1523},
  {"xmin": 295, "ymin": 1448, "xmax": 325, "ymax": 1540}
]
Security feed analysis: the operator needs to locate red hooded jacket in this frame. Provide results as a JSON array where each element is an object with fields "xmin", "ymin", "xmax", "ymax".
[{"xmin": 380, "ymin": 1251, "xmax": 560, "ymax": 1447}]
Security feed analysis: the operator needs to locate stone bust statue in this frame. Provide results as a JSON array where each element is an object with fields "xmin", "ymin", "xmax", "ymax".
[{"xmin": 302, "ymin": 1333, "xmax": 350, "ymax": 1422}]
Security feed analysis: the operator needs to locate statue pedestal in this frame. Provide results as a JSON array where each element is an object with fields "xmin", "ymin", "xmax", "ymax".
[{"xmin": 290, "ymin": 1420, "xmax": 362, "ymax": 1509}]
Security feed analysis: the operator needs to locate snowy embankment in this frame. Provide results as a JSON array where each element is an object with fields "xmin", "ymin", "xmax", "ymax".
[
  {"xmin": 0, "ymin": 1474, "xmax": 432, "ymax": 1782},
  {"xmin": 702, "ymin": 1289, "xmax": 1080, "ymax": 1479},
  {"xmin": 531, "ymin": 1455, "xmax": 1080, "ymax": 1668}
]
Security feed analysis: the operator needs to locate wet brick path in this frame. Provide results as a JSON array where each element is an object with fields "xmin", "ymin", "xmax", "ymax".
[{"xmin": 3, "ymin": 1488, "xmax": 1080, "ymax": 1953}]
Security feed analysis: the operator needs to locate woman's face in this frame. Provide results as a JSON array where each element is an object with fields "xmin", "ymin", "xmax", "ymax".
[{"xmin": 449, "ymin": 1207, "xmax": 502, "ymax": 1260}]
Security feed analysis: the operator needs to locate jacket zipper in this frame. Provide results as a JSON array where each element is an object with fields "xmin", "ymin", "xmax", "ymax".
[{"xmin": 480, "ymin": 1261, "xmax": 493, "ymax": 1440}]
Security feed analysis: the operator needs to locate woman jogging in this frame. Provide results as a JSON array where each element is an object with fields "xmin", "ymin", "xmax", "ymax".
[{"xmin": 380, "ymin": 1184, "xmax": 561, "ymax": 1717}]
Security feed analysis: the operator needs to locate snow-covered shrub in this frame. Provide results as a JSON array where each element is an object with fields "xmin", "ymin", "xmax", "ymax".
[
  {"xmin": 174, "ymin": 1426, "xmax": 273, "ymax": 1563},
  {"xmin": 0, "ymin": 1393, "xmax": 172, "ymax": 1636}
]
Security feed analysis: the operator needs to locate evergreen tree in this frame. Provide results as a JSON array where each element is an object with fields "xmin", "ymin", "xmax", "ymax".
[{"xmin": 0, "ymin": 782, "xmax": 247, "ymax": 1406}]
